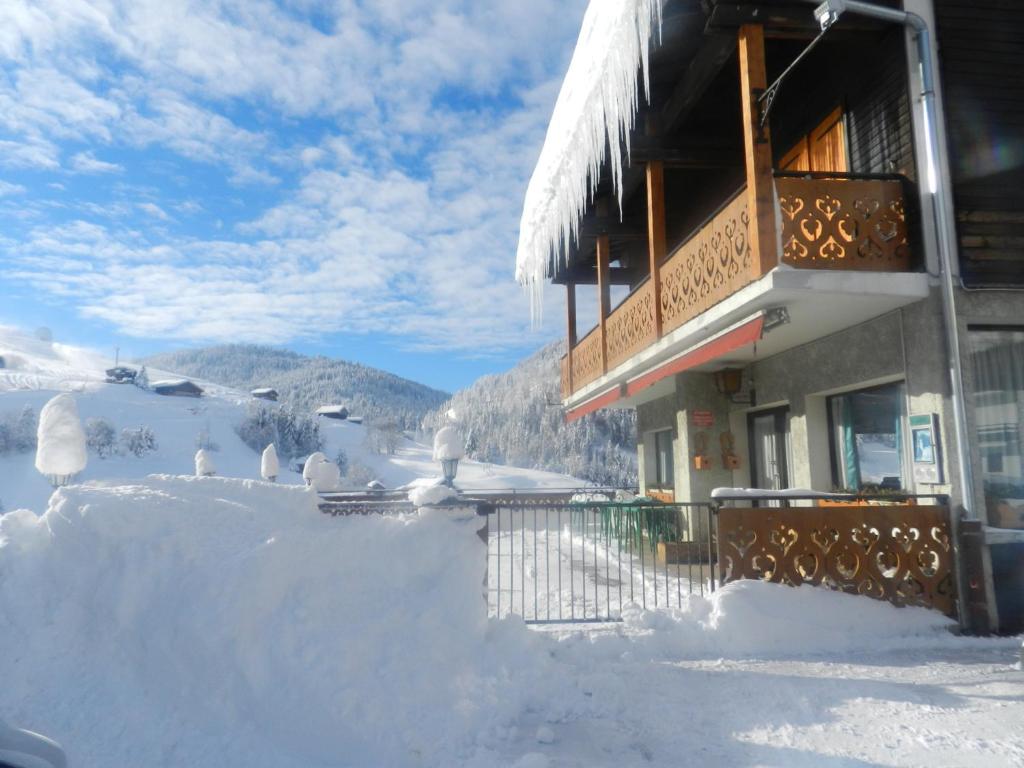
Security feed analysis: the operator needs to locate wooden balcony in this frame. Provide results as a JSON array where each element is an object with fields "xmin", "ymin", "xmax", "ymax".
[{"xmin": 561, "ymin": 174, "xmax": 914, "ymax": 400}]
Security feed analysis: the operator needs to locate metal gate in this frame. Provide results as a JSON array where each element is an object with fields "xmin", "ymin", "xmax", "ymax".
[{"xmin": 484, "ymin": 502, "xmax": 716, "ymax": 624}]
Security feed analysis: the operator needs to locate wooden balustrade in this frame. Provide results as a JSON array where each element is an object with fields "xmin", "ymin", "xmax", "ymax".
[
  {"xmin": 559, "ymin": 176, "xmax": 913, "ymax": 400},
  {"xmin": 605, "ymin": 281, "xmax": 658, "ymax": 370},
  {"xmin": 570, "ymin": 325, "xmax": 604, "ymax": 392},
  {"xmin": 777, "ymin": 176, "xmax": 911, "ymax": 270}
]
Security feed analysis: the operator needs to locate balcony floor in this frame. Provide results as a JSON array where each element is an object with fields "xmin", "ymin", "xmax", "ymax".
[{"xmin": 564, "ymin": 267, "xmax": 932, "ymax": 411}]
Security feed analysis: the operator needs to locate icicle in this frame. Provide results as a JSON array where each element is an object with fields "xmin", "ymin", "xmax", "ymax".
[{"xmin": 516, "ymin": 0, "xmax": 662, "ymax": 324}]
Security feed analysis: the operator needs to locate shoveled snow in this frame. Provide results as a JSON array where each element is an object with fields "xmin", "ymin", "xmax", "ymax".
[
  {"xmin": 34, "ymin": 394, "xmax": 87, "ymax": 479},
  {"xmin": 516, "ymin": 0, "xmax": 661, "ymax": 318},
  {"xmin": 2, "ymin": 477, "xmax": 1021, "ymax": 767},
  {"xmin": 407, "ymin": 477, "xmax": 459, "ymax": 507},
  {"xmin": 261, "ymin": 443, "xmax": 279, "ymax": 481}
]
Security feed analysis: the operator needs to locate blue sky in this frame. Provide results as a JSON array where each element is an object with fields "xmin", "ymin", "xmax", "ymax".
[{"xmin": 0, "ymin": 0, "xmax": 590, "ymax": 392}]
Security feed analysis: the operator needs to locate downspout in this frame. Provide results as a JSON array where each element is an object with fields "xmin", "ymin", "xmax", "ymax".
[{"xmin": 805, "ymin": 1, "xmax": 976, "ymax": 521}]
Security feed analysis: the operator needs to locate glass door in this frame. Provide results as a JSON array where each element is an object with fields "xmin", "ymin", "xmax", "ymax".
[{"xmin": 748, "ymin": 408, "xmax": 791, "ymax": 494}]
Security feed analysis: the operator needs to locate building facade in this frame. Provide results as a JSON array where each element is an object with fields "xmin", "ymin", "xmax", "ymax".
[{"xmin": 516, "ymin": 0, "xmax": 1024, "ymax": 632}]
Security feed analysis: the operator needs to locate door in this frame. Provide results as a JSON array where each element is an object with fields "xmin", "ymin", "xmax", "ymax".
[{"xmin": 748, "ymin": 408, "xmax": 791, "ymax": 495}]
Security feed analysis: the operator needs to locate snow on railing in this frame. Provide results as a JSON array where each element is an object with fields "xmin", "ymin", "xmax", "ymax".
[{"xmin": 515, "ymin": 0, "xmax": 661, "ymax": 321}]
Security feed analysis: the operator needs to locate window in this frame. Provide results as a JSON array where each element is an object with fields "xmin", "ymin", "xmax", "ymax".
[
  {"xmin": 828, "ymin": 382, "xmax": 906, "ymax": 490},
  {"xmin": 779, "ymin": 106, "xmax": 848, "ymax": 173},
  {"xmin": 653, "ymin": 429, "xmax": 674, "ymax": 488},
  {"xmin": 969, "ymin": 328, "xmax": 1024, "ymax": 520}
]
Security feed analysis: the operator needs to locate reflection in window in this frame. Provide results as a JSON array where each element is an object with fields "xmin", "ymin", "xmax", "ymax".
[
  {"xmin": 828, "ymin": 383, "xmax": 906, "ymax": 490},
  {"xmin": 654, "ymin": 429, "xmax": 674, "ymax": 488},
  {"xmin": 970, "ymin": 328, "xmax": 1024, "ymax": 522}
]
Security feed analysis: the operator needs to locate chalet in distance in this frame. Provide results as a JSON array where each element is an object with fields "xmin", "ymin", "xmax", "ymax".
[
  {"xmin": 517, "ymin": 0, "xmax": 1024, "ymax": 632},
  {"xmin": 151, "ymin": 379, "xmax": 204, "ymax": 398}
]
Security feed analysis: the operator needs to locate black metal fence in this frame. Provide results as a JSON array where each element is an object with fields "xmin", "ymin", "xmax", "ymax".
[{"xmin": 483, "ymin": 501, "xmax": 716, "ymax": 624}]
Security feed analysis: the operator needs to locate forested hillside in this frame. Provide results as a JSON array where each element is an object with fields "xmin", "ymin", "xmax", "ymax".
[
  {"xmin": 143, "ymin": 345, "xmax": 449, "ymax": 431},
  {"xmin": 423, "ymin": 341, "xmax": 637, "ymax": 487}
]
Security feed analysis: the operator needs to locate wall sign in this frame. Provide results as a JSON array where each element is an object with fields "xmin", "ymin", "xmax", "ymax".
[
  {"xmin": 910, "ymin": 413, "xmax": 943, "ymax": 484},
  {"xmin": 691, "ymin": 410, "xmax": 714, "ymax": 428}
]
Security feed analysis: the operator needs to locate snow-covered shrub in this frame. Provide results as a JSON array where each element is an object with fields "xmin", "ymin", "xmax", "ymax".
[
  {"xmin": 134, "ymin": 365, "xmax": 150, "ymax": 390},
  {"xmin": 235, "ymin": 403, "xmax": 320, "ymax": 460},
  {"xmin": 261, "ymin": 444, "xmax": 279, "ymax": 482},
  {"xmin": 35, "ymin": 393, "xmax": 87, "ymax": 487},
  {"xmin": 195, "ymin": 448, "xmax": 216, "ymax": 477},
  {"xmin": 85, "ymin": 417, "xmax": 118, "ymax": 459},
  {"xmin": 121, "ymin": 426, "xmax": 158, "ymax": 457}
]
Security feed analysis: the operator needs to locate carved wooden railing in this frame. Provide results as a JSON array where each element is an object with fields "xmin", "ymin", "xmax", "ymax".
[
  {"xmin": 776, "ymin": 174, "xmax": 912, "ymax": 270},
  {"xmin": 660, "ymin": 189, "xmax": 753, "ymax": 336},
  {"xmin": 717, "ymin": 504, "xmax": 955, "ymax": 616},
  {"xmin": 605, "ymin": 280, "xmax": 657, "ymax": 370},
  {"xmin": 570, "ymin": 325, "xmax": 604, "ymax": 392},
  {"xmin": 560, "ymin": 174, "xmax": 915, "ymax": 400}
]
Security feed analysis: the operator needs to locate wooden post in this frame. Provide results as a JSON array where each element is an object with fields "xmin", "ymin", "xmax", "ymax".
[
  {"xmin": 596, "ymin": 234, "xmax": 611, "ymax": 374},
  {"xmin": 646, "ymin": 159, "xmax": 666, "ymax": 338},
  {"xmin": 738, "ymin": 24, "xmax": 778, "ymax": 277},
  {"xmin": 566, "ymin": 280, "xmax": 577, "ymax": 393}
]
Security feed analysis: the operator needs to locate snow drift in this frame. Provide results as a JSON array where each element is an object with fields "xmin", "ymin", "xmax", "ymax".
[{"xmin": 0, "ymin": 477, "xmax": 967, "ymax": 767}]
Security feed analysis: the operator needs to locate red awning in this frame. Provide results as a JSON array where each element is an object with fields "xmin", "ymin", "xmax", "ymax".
[{"xmin": 564, "ymin": 314, "xmax": 765, "ymax": 423}]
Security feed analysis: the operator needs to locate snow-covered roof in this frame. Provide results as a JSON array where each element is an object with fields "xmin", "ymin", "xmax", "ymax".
[
  {"xmin": 515, "ymin": 0, "xmax": 661, "ymax": 318},
  {"xmin": 251, "ymin": 387, "xmax": 277, "ymax": 395},
  {"xmin": 316, "ymin": 405, "xmax": 348, "ymax": 416},
  {"xmin": 151, "ymin": 379, "xmax": 190, "ymax": 388}
]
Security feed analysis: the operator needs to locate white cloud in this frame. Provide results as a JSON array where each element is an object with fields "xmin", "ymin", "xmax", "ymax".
[
  {"xmin": 0, "ymin": 180, "xmax": 26, "ymax": 196},
  {"xmin": 70, "ymin": 150, "xmax": 122, "ymax": 174},
  {"xmin": 0, "ymin": 0, "xmax": 588, "ymax": 356}
]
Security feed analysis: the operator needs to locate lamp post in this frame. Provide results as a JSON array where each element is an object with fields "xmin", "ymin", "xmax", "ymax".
[{"xmin": 433, "ymin": 424, "xmax": 464, "ymax": 490}]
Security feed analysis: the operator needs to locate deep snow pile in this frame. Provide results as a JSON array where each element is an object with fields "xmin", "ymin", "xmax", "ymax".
[{"xmin": 1, "ymin": 476, "xmax": 1000, "ymax": 768}]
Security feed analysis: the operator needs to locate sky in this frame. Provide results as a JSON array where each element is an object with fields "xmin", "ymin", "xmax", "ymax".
[{"xmin": 0, "ymin": 0, "xmax": 592, "ymax": 392}]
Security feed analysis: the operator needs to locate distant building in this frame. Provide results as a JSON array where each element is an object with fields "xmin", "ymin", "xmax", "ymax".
[
  {"xmin": 251, "ymin": 387, "xmax": 279, "ymax": 401},
  {"xmin": 152, "ymin": 379, "xmax": 204, "ymax": 398},
  {"xmin": 316, "ymin": 405, "xmax": 349, "ymax": 420},
  {"xmin": 347, "ymin": 416, "xmax": 363, "ymax": 425},
  {"xmin": 105, "ymin": 366, "xmax": 137, "ymax": 384}
]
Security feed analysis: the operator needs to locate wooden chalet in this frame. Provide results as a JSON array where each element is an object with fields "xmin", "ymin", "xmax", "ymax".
[
  {"xmin": 519, "ymin": 0, "xmax": 1024, "ymax": 633},
  {"xmin": 151, "ymin": 379, "xmax": 204, "ymax": 398}
]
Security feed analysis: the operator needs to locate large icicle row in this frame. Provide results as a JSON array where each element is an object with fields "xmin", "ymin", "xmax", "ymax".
[{"xmin": 515, "ymin": 0, "xmax": 662, "ymax": 322}]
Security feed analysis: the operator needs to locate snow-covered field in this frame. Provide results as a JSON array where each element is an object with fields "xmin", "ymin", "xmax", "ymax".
[
  {"xmin": 1, "ymin": 476, "xmax": 1021, "ymax": 767},
  {"xmin": 0, "ymin": 325, "xmax": 581, "ymax": 512}
]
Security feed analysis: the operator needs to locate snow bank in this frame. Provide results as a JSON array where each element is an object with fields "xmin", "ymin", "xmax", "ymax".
[
  {"xmin": 408, "ymin": 477, "xmax": 459, "ymax": 507},
  {"xmin": 515, "ymin": 0, "xmax": 661, "ymax": 318},
  {"xmin": 0, "ymin": 477, "xmax": 552, "ymax": 767},
  {"xmin": 34, "ymin": 393, "xmax": 86, "ymax": 479},
  {"xmin": 613, "ymin": 580, "xmax": 956, "ymax": 659}
]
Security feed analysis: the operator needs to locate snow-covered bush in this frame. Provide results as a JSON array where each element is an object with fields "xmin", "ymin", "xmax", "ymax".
[
  {"xmin": 85, "ymin": 417, "xmax": 118, "ymax": 459},
  {"xmin": 35, "ymin": 393, "xmax": 87, "ymax": 487},
  {"xmin": 334, "ymin": 448, "xmax": 348, "ymax": 477},
  {"xmin": 195, "ymin": 448, "xmax": 216, "ymax": 477},
  {"xmin": 134, "ymin": 365, "xmax": 150, "ymax": 390},
  {"xmin": 235, "ymin": 402, "xmax": 320, "ymax": 460},
  {"xmin": 261, "ymin": 444, "xmax": 279, "ymax": 482},
  {"xmin": 121, "ymin": 426, "xmax": 158, "ymax": 457}
]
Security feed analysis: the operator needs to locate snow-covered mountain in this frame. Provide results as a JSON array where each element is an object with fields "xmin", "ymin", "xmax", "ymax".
[
  {"xmin": 142, "ymin": 344, "xmax": 450, "ymax": 431},
  {"xmin": 423, "ymin": 341, "xmax": 638, "ymax": 487},
  {"xmin": 0, "ymin": 326, "xmax": 580, "ymax": 512}
]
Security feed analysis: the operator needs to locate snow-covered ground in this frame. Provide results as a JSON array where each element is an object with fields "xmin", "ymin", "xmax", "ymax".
[
  {"xmin": 0, "ymin": 325, "xmax": 581, "ymax": 511},
  {"xmin": 1, "ymin": 476, "xmax": 1021, "ymax": 767}
]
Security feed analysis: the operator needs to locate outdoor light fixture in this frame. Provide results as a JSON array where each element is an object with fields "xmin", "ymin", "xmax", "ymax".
[
  {"xmin": 763, "ymin": 306, "xmax": 791, "ymax": 334},
  {"xmin": 714, "ymin": 368, "xmax": 744, "ymax": 397},
  {"xmin": 814, "ymin": 0, "xmax": 845, "ymax": 31},
  {"xmin": 440, "ymin": 457, "xmax": 459, "ymax": 488}
]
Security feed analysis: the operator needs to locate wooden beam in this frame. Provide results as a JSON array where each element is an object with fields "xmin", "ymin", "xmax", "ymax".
[
  {"xmin": 596, "ymin": 233, "xmax": 611, "ymax": 374},
  {"xmin": 660, "ymin": 34, "xmax": 737, "ymax": 134},
  {"xmin": 554, "ymin": 265, "xmax": 646, "ymax": 286},
  {"xmin": 646, "ymin": 158, "xmax": 666, "ymax": 339},
  {"xmin": 738, "ymin": 24, "xmax": 778, "ymax": 277},
  {"xmin": 565, "ymin": 281, "xmax": 576, "ymax": 394}
]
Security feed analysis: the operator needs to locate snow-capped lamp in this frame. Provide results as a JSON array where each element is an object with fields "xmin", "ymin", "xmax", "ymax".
[
  {"xmin": 35, "ymin": 393, "xmax": 87, "ymax": 488},
  {"xmin": 433, "ymin": 424, "xmax": 464, "ymax": 489},
  {"xmin": 261, "ymin": 443, "xmax": 279, "ymax": 483}
]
